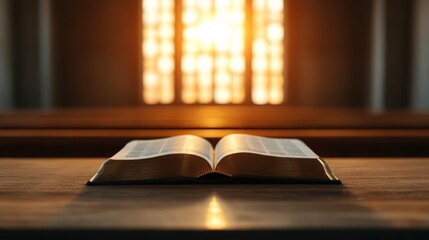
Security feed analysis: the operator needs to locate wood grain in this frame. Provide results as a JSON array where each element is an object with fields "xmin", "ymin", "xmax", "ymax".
[
  {"xmin": 0, "ymin": 158, "xmax": 428, "ymax": 239},
  {"xmin": 2, "ymin": 107, "xmax": 429, "ymax": 157},
  {"xmin": 1, "ymin": 128, "xmax": 429, "ymax": 157},
  {"xmin": 1, "ymin": 106, "xmax": 429, "ymax": 129}
]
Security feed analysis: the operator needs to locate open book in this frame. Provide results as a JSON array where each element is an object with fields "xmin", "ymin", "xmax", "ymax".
[{"xmin": 87, "ymin": 134, "xmax": 340, "ymax": 185}]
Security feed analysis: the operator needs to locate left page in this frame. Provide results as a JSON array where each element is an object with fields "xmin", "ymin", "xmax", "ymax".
[
  {"xmin": 88, "ymin": 135, "xmax": 214, "ymax": 184},
  {"xmin": 111, "ymin": 135, "xmax": 214, "ymax": 169}
]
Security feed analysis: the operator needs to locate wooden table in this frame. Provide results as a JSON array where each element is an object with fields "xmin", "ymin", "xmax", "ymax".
[{"xmin": 1, "ymin": 158, "xmax": 428, "ymax": 240}]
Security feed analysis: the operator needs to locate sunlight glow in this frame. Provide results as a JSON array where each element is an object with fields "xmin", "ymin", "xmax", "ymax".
[
  {"xmin": 252, "ymin": 0, "xmax": 284, "ymax": 104},
  {"xmin": 181, "ymin": 0, "xmax": 245, "ymax": 104},
  {"xmin": 142, "ymin": 0, "xmax": 284, "ymax": 105},
  {"xmin": 142, "ymin": 0, "xmax": 175, "ymax": 104}
]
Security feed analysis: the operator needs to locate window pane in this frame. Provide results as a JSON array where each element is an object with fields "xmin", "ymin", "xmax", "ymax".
[
  {"xmin": 252, "ymin": 0, "xmax": 284, "ymax": 104},
  {"xmin": 142, "ymin": 0, "xmax": 285, "ymax": 105},
  {"xmin": 142, "ymin": 0, "xmax": 175, "ymax": 104},
  {"xmin": 181, "ymin": 0, "xmax": 246, "ymax": 104}
]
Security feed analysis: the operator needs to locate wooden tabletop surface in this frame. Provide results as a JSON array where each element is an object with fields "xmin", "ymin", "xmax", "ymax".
[{"xmin": 0, "ymin": 158, "xmax": 428, "ymax": 239}]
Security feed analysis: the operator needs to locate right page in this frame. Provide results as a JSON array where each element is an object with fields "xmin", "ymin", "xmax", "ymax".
[
  {"xmin": 214, "ymin": 134, "xmax": 339, "ymax": 182},
  {"xmin": 215, "ymin": 134, "xmax": 319, "ymax": 164}
]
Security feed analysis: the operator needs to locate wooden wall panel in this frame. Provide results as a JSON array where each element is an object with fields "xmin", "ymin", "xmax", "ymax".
[
  {"xmin": 11, "ymin": 0, "xmax": 42, "ymax": 108},
  {"xmin": 385, "ymin": 0, "xmax": 412, "ymax": 109},
  {"xmin": 287, "ymin": 0, "xmax": 372, "ymax": 107},
  {"xmin": 52, "ymin": 0, "xmax": 140, "ymax": 107},
  {"xmin": 0, "ymin": 0, "xmax": 13, "ymax": 109}
]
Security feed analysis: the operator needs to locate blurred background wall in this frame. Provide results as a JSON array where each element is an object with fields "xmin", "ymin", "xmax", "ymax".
[
  {"xmin": 0, "ymin": 0, "xmax": 12, "ymax": 109},
  {"xmin": 0, "ymin": 0, "xmax": 428, "ymax": 110}
]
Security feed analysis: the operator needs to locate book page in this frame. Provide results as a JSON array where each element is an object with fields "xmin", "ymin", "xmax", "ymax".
[
  {"xmin": 215, "ymin": 134, "xmax": 319, "ymax": 166},
  {"xmin": 111, "ymin": 135, "xmax": 214, "ymax": 168}
]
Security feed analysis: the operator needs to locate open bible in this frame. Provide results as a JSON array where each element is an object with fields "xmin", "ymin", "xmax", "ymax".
[{"xmin": 87, "ymin": 134, "xmax": 340, "ymax": 185}]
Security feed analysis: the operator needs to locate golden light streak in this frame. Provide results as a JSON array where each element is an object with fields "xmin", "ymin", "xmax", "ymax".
[{"xmin": 205, "ymin": 196, "xmax": 226, "ymax": 229}]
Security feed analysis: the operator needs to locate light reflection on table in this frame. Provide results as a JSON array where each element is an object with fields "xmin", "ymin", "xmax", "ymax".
[{"xmin": 205, "ymin": 195, "xmax": 226, "ymax": 229}]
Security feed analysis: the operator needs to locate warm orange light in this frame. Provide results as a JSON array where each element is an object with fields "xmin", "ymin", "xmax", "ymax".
[
  {"xmin": 181, "ymin": 0, "xmax": 246, "ymax": 104},
  {"xmin": 205, "ymin": 196, "xmax": 226, "ymax": 229},
  {"xmin": 142, "ymin": 0, "xmax": 285, "ymax": 105},
  {"xmin": 252, "ymin": 0, "xmax": 285, "ymax": 104},
  {"xmin": 142, "ymin": 0, "xmax": 175, "ymax": 104},
  {"xmin": 267, "ymin": 23, "xmax": 284, "ymax": 42}
]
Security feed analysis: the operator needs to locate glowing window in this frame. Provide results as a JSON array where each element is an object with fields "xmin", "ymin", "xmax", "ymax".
[{"xmin": 142, "ymin": 0, "xmax": 285, "ymax": 104}]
